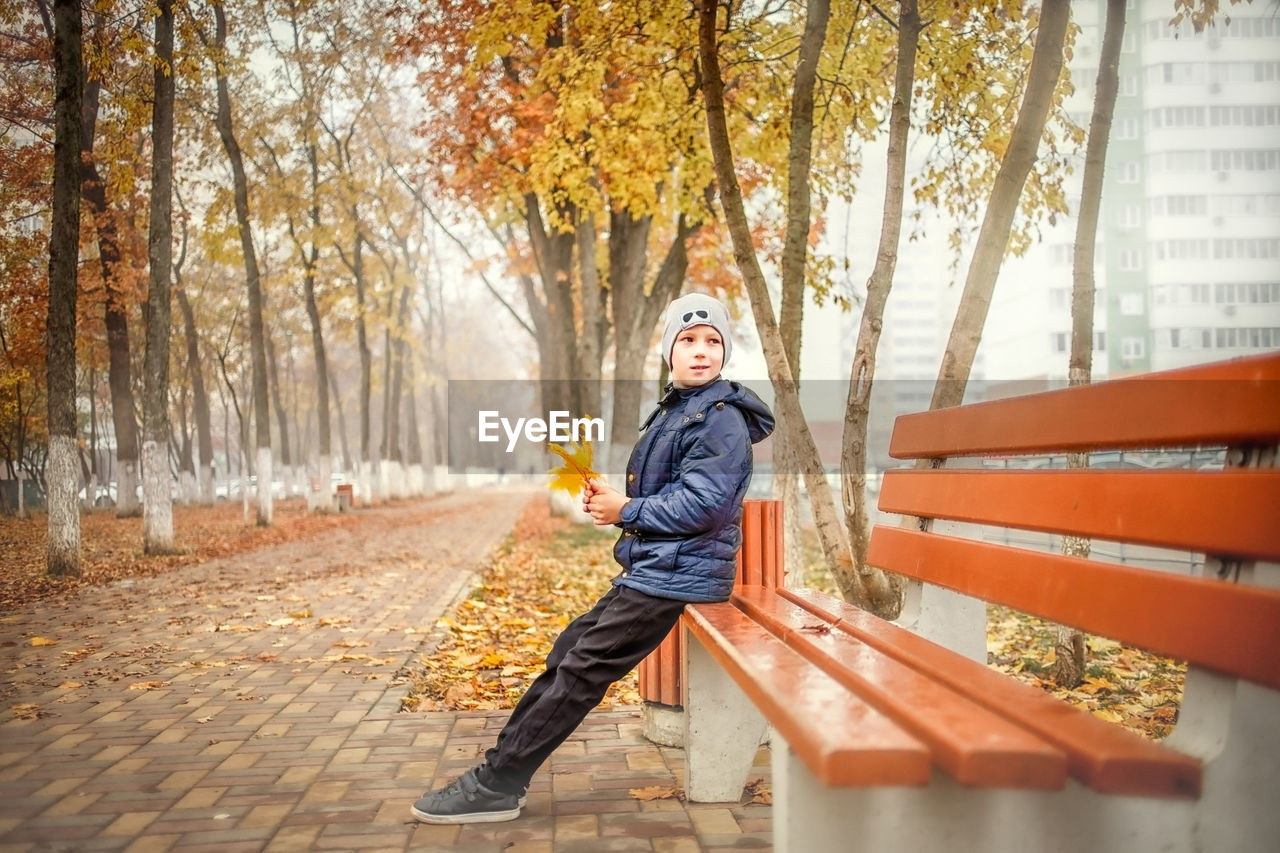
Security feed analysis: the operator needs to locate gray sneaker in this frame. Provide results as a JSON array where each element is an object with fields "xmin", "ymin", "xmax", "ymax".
[{"xmin": 410, "ymin": 768, "xmax": 522, "ymax": 824}]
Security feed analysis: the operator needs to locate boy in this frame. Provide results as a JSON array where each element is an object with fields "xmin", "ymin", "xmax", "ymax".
[{"xmin": 411, "ymin": 293, "xmax": 774, "ymax": 823}]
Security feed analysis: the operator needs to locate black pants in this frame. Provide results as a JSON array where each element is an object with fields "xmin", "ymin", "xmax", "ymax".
[{"xmin": 476, "ymin": 584, "xmax": 687, "ymax": 794}]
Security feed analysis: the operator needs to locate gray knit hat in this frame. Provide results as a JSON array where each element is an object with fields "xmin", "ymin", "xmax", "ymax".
[{"xmin": 660, "ymin": 293, "xmax": 732, "ymax": 370}]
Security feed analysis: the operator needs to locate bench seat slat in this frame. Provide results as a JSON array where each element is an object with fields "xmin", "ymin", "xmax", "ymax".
[
  {"xmin": 780, "ymin": 586, "xmax": 1204, "ymax": 798},
  {"xmin": 878, "ymin": 468, "xmax": 1280, "ymax": 562},
  {"xmin": 683, "ymin": 603, "xmax": 931, "ymax": 787},
  {"xmin": 888, "ymin": 351, "xmax": 1280, "ymax": 459},
  {"xmin": 867, "ymin": 525, "xmax": 1280, "ymax": 690},
  {"xmin": 731, "ymin": 586, "xmax": 1066, "ymax": 789}
]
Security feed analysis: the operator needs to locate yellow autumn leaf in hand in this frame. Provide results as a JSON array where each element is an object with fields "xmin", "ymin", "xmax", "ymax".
[{"xmin": 548, "ymin": 439, "xmax": 599, "ymax": 497}]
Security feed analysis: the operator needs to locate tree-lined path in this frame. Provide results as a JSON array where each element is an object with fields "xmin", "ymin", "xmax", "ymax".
[{"xmin": 1, "ymin": 488, "xmax": 769, "ymax": 851}]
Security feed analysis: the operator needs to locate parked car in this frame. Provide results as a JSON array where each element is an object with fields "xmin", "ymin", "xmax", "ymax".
[{"xmin": 78, "ymin": 484, "xmax": 118, "ymax": 507}]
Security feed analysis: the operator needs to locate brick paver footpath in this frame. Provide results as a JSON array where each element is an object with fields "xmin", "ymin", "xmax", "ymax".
[{"xmin": 0, "ymin": 487, "xmax": 771, "ymax": 852}]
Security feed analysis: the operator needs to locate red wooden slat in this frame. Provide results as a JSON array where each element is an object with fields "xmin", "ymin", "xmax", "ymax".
[
  {"xmin": 878, "ymin": 468, "xmax": 1280, "ymax": 562},
  {"xmin": 658, "ymin": 628, "xmax": 681, "ymax": 706},
  {"xmin": 733, "ymin": 587, "xmax": 1066, "ymax": 789},
  {"xmin": 642, "ymin": 499, "xmax": 783, "ymax": 706},
  {"xmin": 739, "ymin": 501, "xmax": 763, "ymax": 586},
  {"xmin": 760, "ymin": 501, "xmax": 783, "ymax": 587},
  {"xmin": 781, "ymin": 586, "xmax": 1203, "ymax": 798},
  {"xmin": 867, "ymin": 525, "xmax": 1280, "ymax": 690},
  {"xmin": 685, "ymin": 602, "xmax": 931, "ymax": 786},
  {"xmin": 889, "ymin": 351, "xmax": 1280, "ymax": 459}
]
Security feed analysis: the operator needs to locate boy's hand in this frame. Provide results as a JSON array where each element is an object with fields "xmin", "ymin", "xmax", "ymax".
[{"xmin": 582, "ymin": 478, "xmax": 629, "ymax": 526}]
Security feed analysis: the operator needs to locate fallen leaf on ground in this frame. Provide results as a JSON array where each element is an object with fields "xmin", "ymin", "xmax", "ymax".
[
  {"xmin": 630, "ymin": 785, "xmax": 684, "ymax": 802},
  {"xmin": 744, "ymin": 778, "xmax": 772, "ymax": 805}
]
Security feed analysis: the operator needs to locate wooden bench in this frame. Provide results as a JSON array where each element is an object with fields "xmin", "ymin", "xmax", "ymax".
[{"xmin": 681, "ymin": 352, "xmax": 1280, "ymax": 853}]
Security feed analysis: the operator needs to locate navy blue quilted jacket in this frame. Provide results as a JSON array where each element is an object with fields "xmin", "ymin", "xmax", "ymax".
[{"xmin": 613, "ymin": 378, "xmax": 774, "ymax": 603}]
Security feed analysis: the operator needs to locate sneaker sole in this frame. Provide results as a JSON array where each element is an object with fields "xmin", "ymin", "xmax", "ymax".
[{"xmin": 409, "ymin": 803, "xmax": 521, "ymax": 824}]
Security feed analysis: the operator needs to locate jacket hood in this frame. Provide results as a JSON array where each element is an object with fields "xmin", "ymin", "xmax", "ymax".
[{"xmin": 663, "ymin": 378, "xmax": 775, "ymax": 444}]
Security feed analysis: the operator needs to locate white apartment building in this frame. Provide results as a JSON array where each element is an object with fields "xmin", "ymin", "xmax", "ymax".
[{"xmin": 984, "ymin": 0, "xmax": 1280, "ymax": 380}]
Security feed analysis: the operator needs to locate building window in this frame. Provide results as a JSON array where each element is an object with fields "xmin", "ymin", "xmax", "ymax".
[
  {"xmin": 1214, "ymin": 238, "xmax": 1280, "ymax": 259},
  {"xmin": 1209, "ymin": 61, "xmax": 1280, "ymax": 83},
  {"xmin": 1211, "ymin": 194, "xmax": 1280, "ymax": 217},
  {"xmin": 1117, "ymin": 161, "xmax": 1141, "ymax": 183},
  {"xmin": 1094, "ymin": 331, "xmax": 1106, "ymax": 352},
  {"xmin": 1157, "ymin": 328, "xmax": 1213, "ymax": 350},
  {"xmin": 1210, "ymin": 149, "xmax": 1280, "ymax": 172},
  {"xmin": 1153, "ymin": 240, "xmax": 1210, "ymax": 261},
  {"xmin": 1220, "ymin": 18, "xmax": 1280, "ymax": 39},
  {"xmin": 1118, "ymin": 248, "xmax": 1144, "ymax": 271},
  {"xmin": 1121, "ymin": 337, "xmax": 1146, "ymax": 359},
  {"xmin": 1150, "ymin": 151, "xmax": 1208, "ymax": 174},
  {"xmin": 1210, "ymin": 105, "xmax": 1280, "ymax": 128},
  {"xmin": 1152, "ymin": 62, "xmax": 1207, "ymax": 85},
  {"xmin": 1215, "ymin": 282, "xmax": 1280, "ymax": 304},
  {"xmin": 1216, "ymin": 327, "xmax": 1280, "ymax": 348},
  {"xmin": 1149, "ymin": 195, "xmax": 1208, "ymax": 217},
  {"xmin": 1148, "ymin": 106, "xmax": 1206, "ymax": 129},
  {"xmin": 1051, "ymin": 332, "xmax": 1068, "ymax": 354},
  {"xmin": 1117, "ymin": 204, "xmax": 1142, "ymax": 229},
  {"xmin": 1120, "ymin": 293, "xmax": 1145, "ymax": 316}
]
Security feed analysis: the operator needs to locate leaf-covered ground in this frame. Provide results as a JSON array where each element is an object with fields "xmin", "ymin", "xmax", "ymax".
[
  {"xmin": 0, "ymin": 498, "xmax": 386, "ymax": 609},
  {"xmin": 986, "ymin": 606, "xmax": 1186, "ymax": 741},
  {"xmin": 401, "ymin": 499, "xmax": 638, "ymax": 712}
]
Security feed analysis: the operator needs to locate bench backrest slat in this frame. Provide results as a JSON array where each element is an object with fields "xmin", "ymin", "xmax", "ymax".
[
  {"xmin": 888, "ymin": 351, "xmax": 1280, "ymax": 459},
  {"xmin": 878, "ymin": 469, "xmax": 1280, "ymax": 562},
  {"xmin": 868, "ymin": 525, "xmax": 1280, "ymax": 690}
]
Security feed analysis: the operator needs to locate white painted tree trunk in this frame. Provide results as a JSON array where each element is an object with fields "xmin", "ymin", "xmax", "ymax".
[
  {"xmin": 46, "ymin": 436, "xmax": 80, "ymax": 575},
  {"xmin": 199, "ymin": 461, "xmax": 214, "ymax": 506},
  {"xmin": 256, "ymin": 446, "xmax": 273, "ymax": 525},
  {"xmin": 359, "ymin": 459, "xmax": 377, "ymax": 507},
  {"xmin": 116, "ymin": 458, "xmax": 141, "ymax": 517},
  {"xmin": 309, "ymin": 455, "xmax": 333, "ymax": 512},
  {"xmin": 142, "ymin": 439, "xmax": 174, "ymax": 553}
]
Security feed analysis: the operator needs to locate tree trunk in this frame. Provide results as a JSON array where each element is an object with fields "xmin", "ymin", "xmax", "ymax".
[
  {"xmin": 1054, "ymin": 0, "xmax": 1126, "ymax": 689},
  {"xmin": 841, "ymin": 0, "xmax": 922, "ymax": 614},
  {"xmin": 606, "ymin": 213, "xmax": 694, "ymax": 478},
  {"xmin": 575, "ymin": 213, "xmax": 604, "ymax": 420},
  {"xmin": 525, "ymin": 195, "xmax": 579, "ymax": 415},
  {"xmin": 351, "ymin": 233, "xmax": 374, "ymax": 501},
  {"xmin": 176, "ymin": 286, "xmax": 213, "ymax": 504},
  {"xmin": 266, "ymin": 330, "xmax": 292, "ymax": 487},
  {"xmin": 80, "ymin": 77, "xmax": 141, "ymax": 519},
  {"xmin": 930, "ymin": 0, "xmax": 1071, "ymax": 411},
  {"xmin": 774, "ymin": 0, "xmax": 830, "ymax": 590},
  {"xmin": 298, "ymin": 142, "xmax": 332, "ymax": 508},
  {"xmin": 211, "ymin": 1, "xmax": 272, "ymax": 525},
  {"xmin": 328, "ymin": 369, "xmax": 351, "ymax": 473},
  {"xmin": 45, "ymin": 0, "xmax": 83, "ymax": 577},
  {"xmin": 142, "ymin": 0, "xmax": 176, "ymax": 554},
  {"xmin": 699, "ymin": 0, "xmax": 895, "ymax": 617},
  {"xmin": 386, "ymin": 284, "xmax": 410, "ymax": 497}
]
